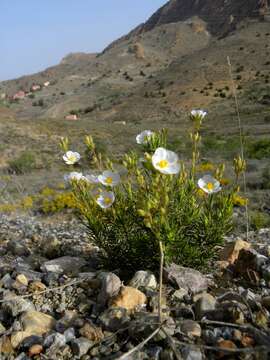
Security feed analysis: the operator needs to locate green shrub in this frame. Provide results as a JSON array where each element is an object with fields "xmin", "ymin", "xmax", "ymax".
[
  {"xmin": 261, "ymin": 167, "xmax": 270, "ymax": 189},
  {"xmin": 8, "ymin": 151, "xmax": 36, "ymax": 174},
  {"xmin": 32, "ymin": 99, "xmax": 44, "ymax": 107},
  {"xmin": 60, "ymin": 113, "xmax": 239, "ymax": 275},
  {"xmin": 250, "ymin": 211, "xmax": 270, "ymax": 230},
  {"xmin": 264, "ymin": 115, "xmax": 270, "ymax": 123},
  {"xmin": 247, "ymin": 139, "xmax": 270, "ymax": 159},
  {"xmin": 38, "ymin": 99, "xmax": 44, "ymax": 107}
]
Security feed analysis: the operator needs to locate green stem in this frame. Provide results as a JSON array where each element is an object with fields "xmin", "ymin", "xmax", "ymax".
[{"xmin": 158, "ymin": 240, "xmax": 164, "ymax": 323}]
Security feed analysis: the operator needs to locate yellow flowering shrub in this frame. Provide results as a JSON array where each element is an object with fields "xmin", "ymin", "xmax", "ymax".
[
  {"xmin": 0, "ymin": 203, "xmax": 18, "ymax": 213},
  {"xmin": 36, "ymin": 188, "xmax": 77, "ymax": 214},
  {"xmin": 232, "ymin": 194, "xmax": 248, "ymax": 207},
  {"xmin": 0, "ymin": 188, "xmax": 77, "ymax": 215},
  {"xmin": 21, "ymin": 196, "xmax": 34, "ymax": 210}
]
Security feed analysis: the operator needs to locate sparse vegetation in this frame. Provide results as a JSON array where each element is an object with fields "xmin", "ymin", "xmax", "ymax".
[
  {"xmin": 250, "ymin": 210, "xmax": 270, "ymax": 230},
  {"xmin": 8, "ymin": 151, "xmax": 37, "ymax": 174},
  {"xmin": 247, "ymin": 139, "xmax": 270, "ymax": 159}
]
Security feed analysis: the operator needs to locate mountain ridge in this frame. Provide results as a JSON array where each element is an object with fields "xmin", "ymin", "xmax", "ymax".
[
  {"xmin": 0, "ymin": 0, "xmax": 269, "ymax": 127},
  {"xmin": 137, "ymin": 0, "xmax": 269, "ymax": 36}
]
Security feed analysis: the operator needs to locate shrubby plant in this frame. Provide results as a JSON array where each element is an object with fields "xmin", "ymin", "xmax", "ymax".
[
  {"xmin": 8, "ymin": 151, "xmax": 36, "ymax": 174},
  {"xmin": 59, "ymin": 111, "xmax": 244, "ymax": 274}
]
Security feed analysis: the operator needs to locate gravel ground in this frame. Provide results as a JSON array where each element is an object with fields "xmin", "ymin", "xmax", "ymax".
[{"xmin": 0, "ymin": 214, "xmax": 269, "ymax": 359}]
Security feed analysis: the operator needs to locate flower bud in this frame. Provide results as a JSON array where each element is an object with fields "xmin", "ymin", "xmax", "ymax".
[
  {"xmin": 144, "ymin": 221, "xmax": 152, "ymax": 228},
  {"xmin": 85, "ymin": 135, "xmax": 95, "ymax": 151},
  {"xmin": 234, "ymin": 156, "xmax": 246, "ymax": 175},
  {"xmin": 59, "ymin": 137, "xmax": 69, "ymax": 152},
  {"xmin": 194, "ymin": 132, "xmax": 200, "ymax": 142}
]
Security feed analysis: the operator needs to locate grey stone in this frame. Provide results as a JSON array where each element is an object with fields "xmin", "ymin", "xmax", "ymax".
[
  {"xmin": 182, "ymin": 347, "xmax": 203, "ymax": 360},
  {"xmin": 71, "ymin": 337, "xmax": 94, "ymax": 357},
  {"xmin": 7, "ymin": 240, "xmax": 30, "ymax": 256},
  {"xmin": 12, "ymin": 320, "xmax": 22, "ymax": 331},
  {"xmin": 0, "ymin": 322, "xmax": 6, "ymax": 335},
  {"xmin": 172, "ymin": 288, "xmax": 189, "ymax": 301},
  {"xmin": 241, "ymin": 288, "xmax": 261, "ymax": 309},
  {"xmin": 12, "ymin": 258, "xmax": 32, "ymax": 272},
  {"xmin": 129, "ymin": 313, "xmax": 173, "ymax": 342},
  {"xmin": 44, "ymin": 332, "xmax": 66, "ymax": 349},
  {"xmin": 180, "ymin": 320, "xmax": 201, "ymax": 338},
  {"xmin": 0, "ymin": 273, "xmax": 13, "ymax": 289},
  {"xmin": 78, "ymin": 272, "xmax": 97, "ymax": 280},
  {"xmin": 97, "ymin": 272, "xmax": 121, "ymax": 306},
  {"xmin": 41, "ymin": 256, "xmax": 87, "ymax": 274},
  {"xmin": 42, "ymin": 272, "xmax": 60, "ymax": 286},
  {"xmin": 98, "ymin": 307, "xmax": 130, "ymax": 332},
  {"xmin": 16, "ymin": 269, "xmax": 42, "ymax": 282},
  {"xmin": 56, "ymin": 310, "xmax": 79, "ymax": 332},
  {"xmin": 64, "ymin": 327, "xmax": 76, "ymax": 343},
  {"xmin": 164, "ymin": 264, "xmax": 208, "ymax": 294},
  {"xmin": 194, "ymin": 293, "xmax": 216, "ymax": 320},
  {"xmin": 3, "ymin": 292, "xmax": 35, "ymax": 316},
  {"xmin": 129, "ymin": 270, "xmax": 157, "ymax": 289},
  {"xmin": 14, "ymin": 353, "xmax": 30, "ymax": 360},
  {"xmin": 146, "ymin": 346, "xmax": 163, "ymax": 360}
]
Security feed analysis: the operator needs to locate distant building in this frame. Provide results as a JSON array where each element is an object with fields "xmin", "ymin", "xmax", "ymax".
[
  {"xmin": 13, "ymin": 91, "xmax": 26, "ymax": 100},
  {"xmin": 43, "ymin": 81, "xmax": 50, "ymax": 87},
  {"xmin": 31, "ymin": 84, "xmax": 41, "ymax": 92},
  {"xmin": 65, "ymin": 114, "xmax": 78, "ymax": 120}
]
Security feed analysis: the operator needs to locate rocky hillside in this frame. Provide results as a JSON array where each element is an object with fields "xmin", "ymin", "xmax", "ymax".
[
  {"xmin": 0, "ymin": 0, "xmax": 269, "ymax": 122},
  {"xmin": 137, "ymin": 0, "xmax": 269, "ymax": 36},
  {"xmin": 0, "ymin": 0, "xmax": 269, "ymax": 198}
]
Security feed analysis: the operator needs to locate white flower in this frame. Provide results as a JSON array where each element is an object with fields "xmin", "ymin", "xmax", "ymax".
[
  {"xmin": 136, "ymin": 130, "xmax": 154, "ymax": 145},
  {"xmin": 84, "ymin": 172, "xmax": 100, "ymax": 184},
  {"xmin": 96, "ymin": 191, "xmax": 115, "ymax": 209},
  {"xmin": 64, "ymin": 172, "xmax": 84, "ymax": 183},
  {"xmin": 190, "ymin": 110, "xmax": 207, "ymax": 120},
  {"xmin": 198, "ymin": 175, "xmax": 221, "ymax": 194},
  {"xmin": 152, "ymin": 147, "xmax": 180, "ymax": 175},
  {"xmin": 63, "ymin": 151, "xmax": 81, "ymax": 165},
  {"xmin": 98, "ymin": 170, "xmax": 120, "ymax": 187}
]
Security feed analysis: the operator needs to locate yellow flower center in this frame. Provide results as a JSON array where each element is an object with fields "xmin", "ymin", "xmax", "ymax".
[
  {"xmin": 104, "ymin": 197, "xmax": 112, "ymax": 205},
  {"xmin": 157, "ymin": 160, "xmax": 168, "ymax": 169},
  {"xmin": 69, "ymin": 155, "xmax": 76, "ymax": 162},
  {"xmin": 206, "ymin": 182, "xmax": 214, "ymax": 191},
  {"xmin": 105, "ymin": 177, "xmax": 113, "ymax": 184}
]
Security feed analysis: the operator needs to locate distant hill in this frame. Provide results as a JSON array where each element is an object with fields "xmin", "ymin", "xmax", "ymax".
[{"xmin": 0, "ymin": 0, "xmax": 269, "ymax": 126}]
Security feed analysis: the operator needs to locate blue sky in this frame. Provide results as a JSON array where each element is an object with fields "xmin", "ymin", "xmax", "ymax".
[{"xmin": 0, "ymin": 0, "xmax": 167, "ymax": 81}]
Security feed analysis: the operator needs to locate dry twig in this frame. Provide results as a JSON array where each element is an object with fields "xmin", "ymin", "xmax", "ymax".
[
  {"xmin": 227, "ymin": 56, "xmax": 249, "ymax": 240},
  {"xmin": 117, "ymin": 324, "xmax": 163, "ymax": 360},
  {"xmin": 0, "ymin": 278, "xmax": 86, "ymax": 303}
]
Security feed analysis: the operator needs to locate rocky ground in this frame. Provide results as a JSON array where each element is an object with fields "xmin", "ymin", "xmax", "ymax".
[{"xmin": 0, "ymin": 214, "xmax": 270, "ymax": 359}]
